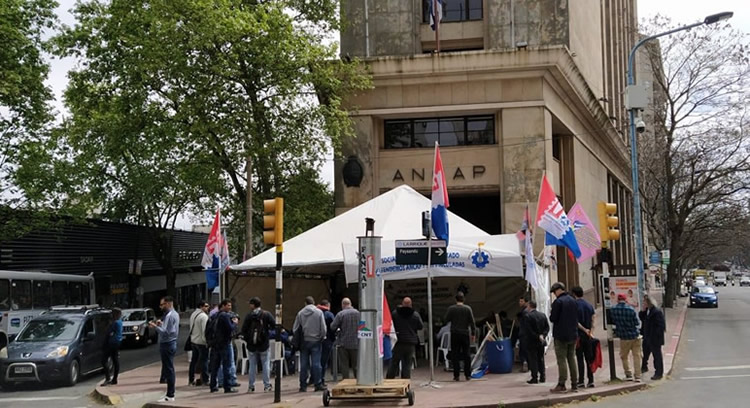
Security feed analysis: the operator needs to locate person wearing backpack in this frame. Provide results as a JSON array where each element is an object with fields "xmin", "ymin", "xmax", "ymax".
[
  {"xmin": 207, "ymin": 299, "xmax": 239, "ymax": 394},
  {"xmin": 241, "ymin": 297, "xmax": 275, "ymax": 393},
  {"xmin": 188, "ymin": 301, "xmax": 210, "ymax": 386}
]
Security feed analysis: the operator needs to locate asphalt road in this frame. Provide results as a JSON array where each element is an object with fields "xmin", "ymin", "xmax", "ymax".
[
  {"xmin": 578, "ymin": 285, "xmax": 750, "ymax": 408},
  {"xmin": 0, "ymin": 325, "xmax": 189, "ymax": 408}
]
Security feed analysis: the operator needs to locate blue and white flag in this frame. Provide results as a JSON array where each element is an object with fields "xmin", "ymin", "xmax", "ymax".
[
  {"xmin": 428, "ymin": 0, "xmax": 442, "ymax": 31},
  {"xmin": 431, "ymin": 143, "xmax": 450, "ymax": 244}
]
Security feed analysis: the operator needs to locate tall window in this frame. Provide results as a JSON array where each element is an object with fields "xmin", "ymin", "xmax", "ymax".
[
  {"xmin": 423, "ymin": 0, "xmax": 483, "ymax": 23},
  {"xmin": 385, "ymin": 115, "xmax": 495, "ymax": 149}
]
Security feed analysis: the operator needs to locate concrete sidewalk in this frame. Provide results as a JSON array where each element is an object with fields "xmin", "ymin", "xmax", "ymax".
[{"xmin": 95, "ymin": 296, "xmax": 687, "ymax": 408}]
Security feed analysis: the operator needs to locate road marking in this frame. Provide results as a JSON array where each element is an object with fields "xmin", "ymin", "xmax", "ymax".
[
  {"xmin": 0, "ymin": 396, "xmax": 81, "ymax": 403},
  {"xmin": 684, "ymin": 364, "xmax": 750, "ymax": 372},
  {"xmin": 681, "ymin": 374, "xmax": 750, "ymax": 380},
  {"xmin": 687, "ymin": 339, "xmax": 695, "ymax": 342}
]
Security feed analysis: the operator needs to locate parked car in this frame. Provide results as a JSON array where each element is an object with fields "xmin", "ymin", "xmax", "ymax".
[
  {"xmin": 0, "ymin": 306, "xmax": 113, "ymax": 388},
  {"xmin": 121, "ymin": 308, "xmax": 157, "ymax": 347},
  {"xmin": 689, "ymin": 286, "xmax": 719, "ymax": 308},
  {"xmin": 740, "ymin": 276, "xmax": 750, "ymax": 287}
]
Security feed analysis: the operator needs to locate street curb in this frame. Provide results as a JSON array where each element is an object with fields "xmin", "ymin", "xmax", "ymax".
[
  {"xmin": 91, "ymin": 387, "xmax": 123, "ymax": 406},
  {"xmin": 666, "ymin": 300, "xmax": 689, "ymax": 377}
]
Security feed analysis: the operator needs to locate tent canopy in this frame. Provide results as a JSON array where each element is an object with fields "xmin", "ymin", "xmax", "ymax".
[{"xmin": 232, "ymin": 185, "xmax": 489, "ymax": 272}]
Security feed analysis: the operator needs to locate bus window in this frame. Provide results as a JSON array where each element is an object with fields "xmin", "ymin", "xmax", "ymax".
[
  {"xmin": 33, "ymin": 281, "xmax": 51, "ymax": 309},
  {"xmin": 51, "ymin": 281, "xmax": 68, "ymax": 306},
  {"xmin": 0, "ymin": 279, "xmax": 9, "ymax": 311},
  {"xmin": 69, "ymin": 282, "xmax": 83, "ymax": 305},
  {"xmin": 81, "ymin": 282, "xmax": 91, "ymax": 305},
  {"xmin": 11, "ymin": 280, "xmax": 32, "ymax": 310}
]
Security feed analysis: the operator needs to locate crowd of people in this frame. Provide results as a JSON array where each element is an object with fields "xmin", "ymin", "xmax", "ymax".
[{"xmin": 96, "ymin": 284, "xmax": 667, "ymax": 402}]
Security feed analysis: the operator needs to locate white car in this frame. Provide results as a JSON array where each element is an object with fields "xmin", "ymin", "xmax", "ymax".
[
  {"xmin": 121, "ymin": 308, "xmax": 158, "ymax": 347},
  {"xmin": 740, "ymin": 277, "xmax": 750, "ymax": 287}
]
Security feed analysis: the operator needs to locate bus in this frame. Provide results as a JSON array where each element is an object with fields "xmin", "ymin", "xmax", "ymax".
[{"xmin": 0, "ymin": 270, "xmax": 96, "ymax": 346}]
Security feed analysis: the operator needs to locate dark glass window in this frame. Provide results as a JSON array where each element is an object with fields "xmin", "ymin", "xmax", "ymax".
[
  {"xmin": 552, "ymin": 134, "xmax": 561, "ymax": 161},
  {"xmin": 385, "ymin": 116, "xmax": 494, "ymax": 149},
  {"xmin": 33, "ymin": 281, "xmax": 51, "ymax": 309},
  {"xmin": 11, "ymin": 280, "xmax": 32, "ymax": 309},
  {"xmin": 70, "ymin": 282, "xmax": 83, "ymax": 305},
  {"xmin": 423, "ymin": 0, "xmax": 482, "ymax": 24},
  {"xmin": 0, "ymin": 279, "xmax": 9, "ymax": 311},
  {"xmin": 51, "ymin": 281, "xmax": 69, "ymax": 306}
]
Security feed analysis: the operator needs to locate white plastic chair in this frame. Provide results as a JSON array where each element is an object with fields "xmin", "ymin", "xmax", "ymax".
[
  {"xmin": 437, "ymin": 331, "xmax": 451, "ymax": 371},
  {"xmin": 234, "ymin": 339, "xmax": 249, "ymax": 375},
  {"xmin": 269, "ymin": 340, "xmax": 291, "ymax": 376}
]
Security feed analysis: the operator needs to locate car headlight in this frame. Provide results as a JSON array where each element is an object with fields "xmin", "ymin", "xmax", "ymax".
[
  {"xmin": 0, "ymin": 347, "xmax": 7, "ymax": 359},
  {"xmin": 46, "ymin": 346, "xmax": 69, "ymax": 358},
  {"xmin": 132, "ymin": 325, "xmax": 140, "ymax": 332}
]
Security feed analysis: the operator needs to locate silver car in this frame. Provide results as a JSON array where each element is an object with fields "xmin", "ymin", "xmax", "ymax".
[{"xmin": 121, "ymin": 308, "xmax": 157, "ymax": 347}]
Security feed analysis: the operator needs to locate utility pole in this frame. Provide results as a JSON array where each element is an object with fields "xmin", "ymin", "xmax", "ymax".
[
  {"xmin": 263, "ymin": 198, "xmax": 284, "ymax": 403},
  {"xmin": 598, "ymin": 202, "xmax": 620, "ymax": 381}
]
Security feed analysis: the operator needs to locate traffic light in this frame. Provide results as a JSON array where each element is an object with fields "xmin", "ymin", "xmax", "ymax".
[
  {"xmin": 263, "ymin": 197, "xmax": 284, "ymax": 248},
  {"xmin": 597, "ymin": 201, "xmax": 620, "ymax": 248}
]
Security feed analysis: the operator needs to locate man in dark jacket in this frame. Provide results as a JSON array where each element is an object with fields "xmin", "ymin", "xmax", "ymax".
[
  {"xmin": 641, "ymin": 295, "xmax": 666, "ymax": 380},
  {"xmin": 517, "ymin": 296, "xmax": 530, "ymax": 372},
  {"xmin": 443, "ymin": 292, "xmax": 476, "ymax": 381},
  {"xmin": 317, "ymin": 300, "xmax": 335, "ymax": 387},
  {"xmin": 241, "ymin": 297, "xmax": 275, "ymax": 393},
  {"xmin": 386, "ymin": 297, "xmax": 423, "ymax": 379},
  {"xmin": 549, "ymin": 282, "xmax": 579, "ymax": 393},
  {"xmin": 572, "ymin": 286, "xmax": 596, "ymax": 388},
  {"xmin": 209, "ymin": 299, "xmax": 239, "ymax": 394},
  {"xmin": 522, "ymin": 301, "xmax": 549, "ymax": 384}
]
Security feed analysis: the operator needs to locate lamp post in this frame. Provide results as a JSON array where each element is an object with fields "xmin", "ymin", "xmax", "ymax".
[{"xmin": 626, "ymin": 11, "xmax": 733, "ymax": 306}]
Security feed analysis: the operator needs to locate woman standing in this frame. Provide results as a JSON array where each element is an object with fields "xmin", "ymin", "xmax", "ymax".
[{"xmin": 101, "ymin": 308, "xmax": 123, "ymax": 386}]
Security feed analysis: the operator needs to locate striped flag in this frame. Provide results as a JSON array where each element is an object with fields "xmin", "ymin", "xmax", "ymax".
[{"xmin": 431, "ymin": 143, "xmax": 450, "ymax": 244}]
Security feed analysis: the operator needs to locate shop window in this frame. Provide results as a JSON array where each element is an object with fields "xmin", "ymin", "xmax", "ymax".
[{"xmin": 385, "ymin": 115, "xmax": 494, "ymax": 149}]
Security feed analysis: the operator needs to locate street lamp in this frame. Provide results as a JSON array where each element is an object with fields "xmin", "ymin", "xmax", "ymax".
[{"xmin": 626, "ymin": 11, "xmax": 733, "ymax": 306}]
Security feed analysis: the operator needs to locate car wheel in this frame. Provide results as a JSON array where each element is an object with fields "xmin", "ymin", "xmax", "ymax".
[{"xmin": 66, "ymin": 359, "xmax": 80, "ymax": 387}]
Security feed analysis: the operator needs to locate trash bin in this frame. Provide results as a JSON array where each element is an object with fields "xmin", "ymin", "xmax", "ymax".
[{"xmin": 487, "ymin": 338, "xmax": 513, "ymax": 374}]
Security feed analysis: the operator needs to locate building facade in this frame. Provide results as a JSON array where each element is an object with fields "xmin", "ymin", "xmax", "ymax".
[
  {"xmin": 0, "ymin": 220, "xmax": 208, "ymax": 312},
  {"xmin": 335, "ymin": 0, "xmax": 640, "ymax": 296}
]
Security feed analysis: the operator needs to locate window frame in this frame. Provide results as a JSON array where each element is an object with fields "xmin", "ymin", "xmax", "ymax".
[
  {"xmin": 384, "ymin": 115, "xmax": 495, "ymax": 149},
  {"xmin": 423, "ymin": 0, "xmax": 483, "ymax": 24}
]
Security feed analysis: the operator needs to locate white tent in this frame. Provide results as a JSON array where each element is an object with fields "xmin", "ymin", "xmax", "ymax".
[{"xmin": 231, "ymin": 184, "xmax": 522, "ymax": 280}]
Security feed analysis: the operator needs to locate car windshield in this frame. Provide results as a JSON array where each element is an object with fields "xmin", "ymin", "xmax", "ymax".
[
  {"xmin": 696, "ymin": 287, "xmax": 715, "ymax": 294},
  {"xmin": 124, "ymin": 311, "xmax": 146, "ymax": 321},
  {"xmin": 16, "ymin": 319, "xmax": 79, "ymax": 342}
]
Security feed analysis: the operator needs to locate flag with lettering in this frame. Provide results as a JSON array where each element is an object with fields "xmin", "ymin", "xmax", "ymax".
[
  {"xmin": 535, "ymin": 175, "xmax": 582, "ymax": 259},
  {"xmin": 567, "ymin": 202, "xmax": 601, "ymax": 264},
  {"xmin": 202, "ymin": 209, "xmax": 224, "ymax": 290},
  {"xmin": 431, "ymin": 143, "xmax": 450, "ymax": 244}
]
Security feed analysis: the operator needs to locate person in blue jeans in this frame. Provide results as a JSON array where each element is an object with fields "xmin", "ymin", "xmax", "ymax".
[
  {"xmin": 317, "ymin": 299, "xmax": 335, "ymax": 386},
  {"xmin": 293, "ymin": 296, "xmax": 327, "ymax": 392},
  {"xmin": 101, "ymin": 308, "xmax": 123, "ymax": 386},
  {"xmin": 209, "ymin": 299, "xmax": 239, "ymax": 394},
  {"xmin": 242, "ymin": 297, "xmax": 276, "ymax": 393},
  {"xmin": 150, "ymin": 296, "xmax": 180, "ymax": 403}
]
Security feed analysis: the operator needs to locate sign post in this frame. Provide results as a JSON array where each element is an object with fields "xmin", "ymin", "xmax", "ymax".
[
  {"xmin": 395, "ymin": 240, "xmax": 447, "ymax": 265},
  {"xmin": 357, "ymin": 218, "xmax": 383, "ymax": 385}
]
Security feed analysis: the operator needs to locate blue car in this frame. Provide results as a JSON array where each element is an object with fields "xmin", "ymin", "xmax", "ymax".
[{"xmin": 690, "ymin": 286, "xmax": 718, "ymax": 308}]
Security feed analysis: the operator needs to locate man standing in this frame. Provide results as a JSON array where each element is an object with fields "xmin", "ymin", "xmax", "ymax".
[
  {"xmin": 150, "ymin": 296, "xmax": 180, "ymax": 402},
  {"xmin": 317, "ymin": 299, "xmax": 336, "ymax": 386},
  {"xmin": 609, "ymin": 293, "xmax": 642, "ymax": 382},
  {"xmin": 386, "ymin": 297, "xmax": 423, "ymax": 379},
  {"xmin": 641, "ymin": 295, "xmax": 666, "ymax": 380},
  {"xmin": 443, "ymin": 292, "xmax": 476, "ymax": 381},
  {"xmin": 188, "ymin": 301, "xmax": 210, "ymax": 386},
  {"xmin": 293, "ymin": 296, "xmax": 327, "ymax": 392},
  {"xmin": 549, "ymin": 282, "xmax": 579, "ymax": 393},
  {"xmin": 209, "ymin": 299, "xmax": 240, "ymax": 394},
  {"xmin": 242, "ymin": 297, "xmax": 275, "ymax": 393},
  {"xmin": 331, "ymin": 298, "xmax": 359, "ymax": 379},
  {"xmin": 571, "ymin": 286, "xmax": 596, "ymax": 388},
  {"xmin": 517, "ymin": 296, "xmax": 530, "ymax": 373},
  {"xmin": 522, "ymin": 301, "xmax": 549, "ymax": 384}
]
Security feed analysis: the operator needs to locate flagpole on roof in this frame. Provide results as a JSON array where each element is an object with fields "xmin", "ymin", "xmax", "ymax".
[{"xmin": 434, "ymin": 0, "xmax": 440, "ymax": 53}]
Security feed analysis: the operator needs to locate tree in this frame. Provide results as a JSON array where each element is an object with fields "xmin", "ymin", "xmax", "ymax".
[
  {"xmin": 51, "ymin": 0, "xmax": 369, "ymax": 255},
  {"xmin": 0, "ymin": 0, "xmax": 56, "ymax": 241},
  {"xmin": 638, "ymin": 16, "xmax": 750, "ymax": 307}
]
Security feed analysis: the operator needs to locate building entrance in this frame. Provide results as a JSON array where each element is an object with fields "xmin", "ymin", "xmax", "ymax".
[{"xmin": 448, "ymin": 194, "xmax": 501, "ymax": 234}]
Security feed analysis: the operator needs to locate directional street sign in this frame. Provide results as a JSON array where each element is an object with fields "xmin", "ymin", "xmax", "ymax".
[{"xmin": 395, "ymin": 240, "xmax": 447, "ymax": 265}]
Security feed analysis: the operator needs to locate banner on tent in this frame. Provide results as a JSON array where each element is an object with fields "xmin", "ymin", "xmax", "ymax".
[{"xmin": 343, "ymin": 235, "xmax": 523, "ymax": 285}]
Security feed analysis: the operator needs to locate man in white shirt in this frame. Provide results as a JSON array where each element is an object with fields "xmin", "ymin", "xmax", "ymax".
[{"xmin": 188, "ymin": 301, "xmax": 210, "ymax": 386}]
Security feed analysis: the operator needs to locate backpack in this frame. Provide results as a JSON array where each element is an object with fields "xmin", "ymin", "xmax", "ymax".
[
  {"xmin": 205, "ymin": 313, "xmax": 220, "ymax": 347},
  {"xmin": 245, "ymin": 312, "xmax": 269, "ymax": 347}
]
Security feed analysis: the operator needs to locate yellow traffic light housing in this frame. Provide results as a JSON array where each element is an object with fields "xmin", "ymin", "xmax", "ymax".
[
  {"xmin": 263, "ymin": 198, "xmax": 284, "ymax": 249},
  {"xmin": 597, "ymin": 202, "xmax": 620, "ymax": 248}
]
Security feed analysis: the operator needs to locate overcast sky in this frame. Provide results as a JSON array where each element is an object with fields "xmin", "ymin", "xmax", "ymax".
[{"xmin": 43, "ymin": 0, "xmax": 749, "ymax": 229}]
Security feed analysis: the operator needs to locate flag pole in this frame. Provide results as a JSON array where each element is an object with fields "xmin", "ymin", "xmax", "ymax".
[
  {"xmin": 434, "ymin": 0, "xmax": 440, "ymax": 53},
  {"xmin": 422, "ymin": 142, "xmax": 440, "ymax": 389}
]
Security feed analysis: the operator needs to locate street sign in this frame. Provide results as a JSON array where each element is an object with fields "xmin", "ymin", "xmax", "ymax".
[
  {"xmin": 395, "ymin": 240, "xmax": 447, "ymax": 265},
  {"xmin": 661, "ymin": 250, "xmax": 670, "ymax": 262},
  {"xmin": 649, "ymin": 251, "xmax": 661, "ymax": 264}
]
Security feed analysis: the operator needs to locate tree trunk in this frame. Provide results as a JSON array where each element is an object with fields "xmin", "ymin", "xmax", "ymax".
[{"xmin": 245, "ymin": 155, "xmax": 253, "ymax": 260}]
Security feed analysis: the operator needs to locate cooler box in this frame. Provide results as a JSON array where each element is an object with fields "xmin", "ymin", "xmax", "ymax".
[{"xmin": 487, "ymin": 338, "xmax": 513, "ymax": 374}]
